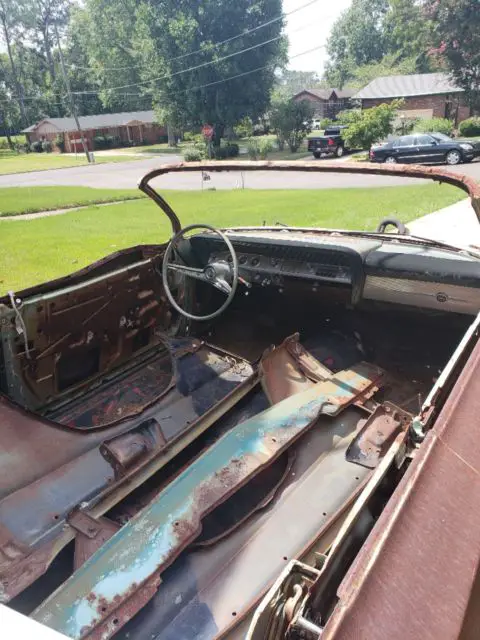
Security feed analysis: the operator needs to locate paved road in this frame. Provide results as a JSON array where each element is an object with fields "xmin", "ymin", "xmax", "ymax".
[{"xmin": 1, "ymin": 155, "xmax": 479, "ymax": 190}]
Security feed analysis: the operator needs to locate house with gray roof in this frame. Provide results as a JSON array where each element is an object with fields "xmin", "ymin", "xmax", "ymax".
[
  {"xmin": 352, "ymin": 73, "xmax": 471, "ymax": 125},
  {"xmin": 292, "ymin": 88, "xmax": 355, "ymax": 120},
  {"xmin": 22, "ymin": 110, "xmax": 167, "ymax": 152}
]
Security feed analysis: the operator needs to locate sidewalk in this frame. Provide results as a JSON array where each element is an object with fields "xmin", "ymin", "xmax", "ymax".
[{"xmin": 408, "ymin": 198, "xmax": 480, "ymax": 250}]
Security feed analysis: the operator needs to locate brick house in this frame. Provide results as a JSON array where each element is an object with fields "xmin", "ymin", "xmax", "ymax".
[
  {"xmin": 353, "ymin": 73, "xmax": 471, "ymax": 125},
  {"xmin": 22, "ymin": 111, "xmax": 167, "ymax": 152},
  {"xmin": 292, "ymin": 88, "xmax": 355, "ymax": 120}
]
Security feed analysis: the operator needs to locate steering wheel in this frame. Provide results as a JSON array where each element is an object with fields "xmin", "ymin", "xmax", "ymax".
[{"xmin": 162, "ymin": 224, "xmax": 239, "ymax": 321}]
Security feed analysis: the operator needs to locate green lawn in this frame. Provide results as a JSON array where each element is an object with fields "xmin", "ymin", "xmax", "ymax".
[
  {"xmin": 0, "ymin": 186, "xmax": 144, "ymax": 217},
  {"xmin": 0, "ymin": 151, "xmax": 140, "ymax": 175},
  {"xmin": 0, "ymin": 134, "xmax": 27, "ymax": 147},
  {"xmin": 0, "ymin": 184, "xmax": 463, "ymax": 294}
]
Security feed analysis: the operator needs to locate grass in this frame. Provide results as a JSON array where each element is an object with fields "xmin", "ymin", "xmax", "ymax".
[
  {"xmin": 239, "ymin": 149, "xmax": 311, "ymax": 161},
  {"xmin": 0, "ymin": 186, "xmax": 145, "ymax": 217},
  {"xmin": 0, "ymin": 134, "xmax": 27, "ymax": 147},
  {"xmin": 0, "ymin": 184, "xmax": 464, "ymax": 294},
  {"xmin": 0, "ymin": 151, "xmax": 140, "ymax": 175}
]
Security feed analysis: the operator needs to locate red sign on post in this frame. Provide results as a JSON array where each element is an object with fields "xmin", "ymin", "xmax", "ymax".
[{"xmin": 202, "ymin": 124, "xmax": 214, "ymax": 139}]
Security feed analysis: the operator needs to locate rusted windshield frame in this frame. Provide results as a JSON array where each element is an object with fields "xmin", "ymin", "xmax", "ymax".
[{"xmin": 139, "ymin": 160, "xmax": 480, "ymax": 235}]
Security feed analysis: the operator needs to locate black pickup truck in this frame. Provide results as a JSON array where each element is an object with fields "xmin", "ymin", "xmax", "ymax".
[{"xmin": 308, "ymin": 125, "xmax": 348, "ymax": 158}]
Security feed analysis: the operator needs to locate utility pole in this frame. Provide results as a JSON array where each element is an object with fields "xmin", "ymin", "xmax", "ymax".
[{"xmin": 54, "ymin": 23, "xmax": 90, "ymax": 162}]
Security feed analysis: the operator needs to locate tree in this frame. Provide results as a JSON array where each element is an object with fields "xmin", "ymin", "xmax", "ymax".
[
  {"xmin": 324, "ymin": 0, "xmax": 438, "ymax": 88},
  {"xmin": 426, "ymin": 0, "xmax": 480, "ymax": 109},
  {"xmin": 325, "ymin": 0, "xmax": 389, "ymax": 87},
  {"xmin": 342, "ymin": 99, "xmax": 403, "ymax": 149},
  {"xmin": 69, "ymin": 0, "xmax": 146, "ymax": 114},
  {"xmin": 270, "ymin": 98, "xmax": 313, "ymax": 152},
  {"xmin": 0, "ymin": 0, "xmax": 28, "ymax": 125},
  {"xmin": 274, "ymin": 70, "xmax": 323, "ymax": 99},
  {"xmin": 135, "ymin": 0, "xmax": 287, "ymax": 146}
]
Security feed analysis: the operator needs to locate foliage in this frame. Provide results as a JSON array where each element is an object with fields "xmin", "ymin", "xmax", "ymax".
[
  {"xmin": 426, "ymin": 0, "xmax": 480, "ymax": 109},
  {"xmin": 342, "ymin": 100, "xmax": 403, "ymax": 149},
  {"xmin": 270, "ymin": 98, "xmax": 313, "ymax": 153},
  {"xmin": 325, "ymin": 0, "xmax": 389, "ymax": 87},
  {"xmin": 273, "ymin": 70, "xmax": 323, "ymax": 99},
  {"xmin": 30, "ymin": 140, "xmax": 43, "ymax": 152},
  {"xmin": 134, "ymin": 0, "xmax": 286, "ymax": 145},
  {"xmin": 42, "ymin": 139, "xmax": 53, "ymax": 153},
  {"xmin": 345, "ymin": 53, "xmax": 419, "ymax": 90},
  {"xmin": 258, "ymin": 138, "xmax": 273, "ymax": 159},
  {"xmin": 414, "ymin": 117, "xmax": 454, "ymax": 136},
  {"xmin": 324, "ymin": 0, "xmax": 438, "ymax": 88},
  {"xmin": 183, "ymin": 147, "xmax": 205, "ymax": 162},
  {"xmin": 212, "ymin": 143, "xmax": 239, "ymax": 160},
  {"xmin": 55, "ymin": 134, "xmax": 65, "ymax": 152},
  {"xmin": 459, "ymin": 118, "xmax": 480, "ymax": 137},
  {"xmin": 320, "ymin": 118, "xmax": 334, "ymax": 130},
  {"xmin": 234, "ymin": 117, "xmax": 254, "ymax": 139},
  {"xmin": 247, "ymin": 140, "xmax": 260, "ymax": 160},
  {"xmin": 337, "ymin": 109, "xmax": 362, "ymax": 125}
]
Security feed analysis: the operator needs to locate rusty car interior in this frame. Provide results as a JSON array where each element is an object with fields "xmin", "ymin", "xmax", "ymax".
[{"xmin": 0, "ymin": 162, "xmax": 480, "ymax": 639}]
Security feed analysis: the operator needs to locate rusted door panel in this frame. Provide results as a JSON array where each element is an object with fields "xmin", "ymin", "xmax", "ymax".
[{"xmin": 322, "ymin": 336, "xmax": 480, "ymax": 640}]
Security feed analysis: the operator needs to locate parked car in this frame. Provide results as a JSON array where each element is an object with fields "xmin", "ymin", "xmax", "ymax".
[
  {"xmin": 1, "ymin": 161, "xmax": 480, "ymax": 640},
  {"xmin": 370, "ymin": 132, "xmax": 480, "ymax": 165},
  {"xmin": 308, "ymin": 125, "xmax": 349, "ymax": 158}
]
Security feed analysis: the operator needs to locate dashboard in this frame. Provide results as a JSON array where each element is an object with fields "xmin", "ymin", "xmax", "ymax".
[{"xmin": 189, "ymin": 230, "xmax": 480, "ymax": 315}]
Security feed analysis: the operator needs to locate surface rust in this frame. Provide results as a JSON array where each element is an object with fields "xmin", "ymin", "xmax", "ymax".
[
  {"xmin": 31, "ymin": 361, "xmax": 382, "ymax": 639},
  {"xmin": 345, "ymin": 402, "xmax": 411, "ymax": 469},
  {"xmin": 140, "ymin": 161, "xmax": 480, "ymax": 225},
  {"xmin": 322, "ymin": 334, "xmax": 480, "ymax": 640}
]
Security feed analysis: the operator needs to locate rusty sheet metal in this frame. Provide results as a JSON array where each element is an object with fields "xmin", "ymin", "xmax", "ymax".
[
  {"xmin": 260, "ymin": 333, "xmax": 332, "ymax": 404},
  {"xmin": 345, "ymin": 402, "xmax": 411, "ymax": 469},
  {"xmin": 31, "ymin": 362, "xmax": 382, "ymax": 639},
  {"xmin": 0, "ymin": 343, "xmax": 254, "ymax": 601},
  {"xmin": 322, "ymin": 334, "xmax": 480, "ymax": 640},
  {"xmin": 139, "ymin": 161, "xmax": 480, "ymax": 224}
]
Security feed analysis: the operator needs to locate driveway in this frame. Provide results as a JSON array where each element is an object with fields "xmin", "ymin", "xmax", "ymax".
[
  {"xmin": 1, "ymin": 155, "xmax": 480, "ymax": 190},
  {"xmin": 408, "ymin": 198, "xmax": 480, "ymax": 250}
]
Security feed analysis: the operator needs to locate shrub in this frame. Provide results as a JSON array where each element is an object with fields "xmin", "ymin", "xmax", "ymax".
[
  {"xmin": 213, "ymin": 146, "xmax": 228, "ymax": 159},
  {"xmin": 258, "ymin": 138, "xmax": 273, "ymax": 159},
  {"xmin": 337, "ymin": 109, "xmax": 362, "ymax": 125},
  {"xmin": 343, "ymin": 100, "xmax": 403, "ymax": 150},
  {"xmin": 42, "ymin": 140, "xmax": 53, "ymax": 153},
  {"xmin": 270, "ymin": 98, "xmax": 314, "ymax": 153},
  {"xmin": 459, "ymin": 117, "xmax": 480, "ymax": 137},
  {"xmin": 320, "ymin": 118, "xmax": 334, "ymax": 130},
  {"xmin": 183, "ymin": 147, "xmax": 204, "ymax": 162},
  {"xmin": 247, "ymin": 140, "xmax": 259, "ymax": 160},
  {"xmin": 234, "ymin": 117, "xmax": 253, "ymax": 139},
  {"xmin": 225, "ymin": 143, "xmax": 239, "ymax": 157},
  {"xmin": 93, "ymin": 135, "xmax": 108, "ymax": 150},
  {"xmin": 394, "ymin": 117, "xmax": 418, "ymax": 135},
  {"xmin": 30, "ymin": 141, "xmax": 43, "ymax": 153},
  {"xmin": 414, "ymin": 117, "xmax": 454, "ymax": 136},
  {"xmin": 55, "ymin": 135, "xmax": 65, "ymax": 152}
]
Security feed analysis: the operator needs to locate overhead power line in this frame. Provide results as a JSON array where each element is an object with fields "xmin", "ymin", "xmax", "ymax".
[
  {"xmin": 68, "ymin": 0, "xmax": 322, "ymax": 72},
  {"xmin": 1, "ymin": 44, "xmax": 326, "ymax": 106},
  {"xmin": 70, "ymin": 22, "xmax": 315, "ymax": 96}
]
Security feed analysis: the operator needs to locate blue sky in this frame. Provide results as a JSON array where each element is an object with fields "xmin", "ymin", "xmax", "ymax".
[{"xmin": 284, "ymin": 0, "xmax": 352, "ymax": 73}]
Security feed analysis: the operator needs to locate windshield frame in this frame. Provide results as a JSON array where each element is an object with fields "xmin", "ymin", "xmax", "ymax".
[{"xmin": 139, "ymin": 160, "xmax": 480, "ymax": 235}]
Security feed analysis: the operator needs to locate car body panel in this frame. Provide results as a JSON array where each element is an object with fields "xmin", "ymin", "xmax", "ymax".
[{"xmin": 370, "ymin": 133, "xmax": 478, "ymax": 164}]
